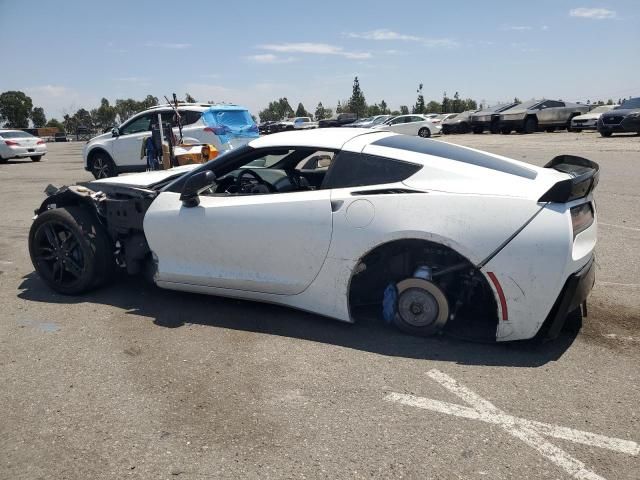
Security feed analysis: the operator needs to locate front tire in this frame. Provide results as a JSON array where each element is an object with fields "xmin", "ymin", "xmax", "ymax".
[
  {"xmin": 472, "ymin": 126, "xmax": 484, "ymax": 134},
  {"xmin": 90, "ymin": 152, "xmax": 117, "ymax": 179},
  {"xmin": 418, "ymin": 127, "xmax": 431, "ymax": 138},
  {"xmin": 31, "ymin": 156, "xmax": 43, "ymax": 162},
  {"xmin": 600, "ymin": 131, "xmax": 612, "ymax": 137},
  {"xmin": 28, "ymin": 206, "xmax": 115, "ymax": 295}
]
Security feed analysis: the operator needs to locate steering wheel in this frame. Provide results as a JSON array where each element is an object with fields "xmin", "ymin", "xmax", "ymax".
[{"xmin": 236, "ymin": 169, "xmax": 276, "ymax": 194}]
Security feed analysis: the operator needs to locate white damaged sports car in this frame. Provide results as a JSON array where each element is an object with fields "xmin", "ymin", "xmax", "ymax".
[{"xmin": 28, "ymin": 128, "xmax": 598, "ymax": 341}]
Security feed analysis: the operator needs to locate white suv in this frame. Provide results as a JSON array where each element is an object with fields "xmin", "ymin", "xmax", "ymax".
[{"xmin": 83, "ymin": 103, "xmax": 258, "ymax": 178}]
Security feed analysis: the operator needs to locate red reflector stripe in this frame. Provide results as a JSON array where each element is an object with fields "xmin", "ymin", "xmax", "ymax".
[{"xmin": 487, "ymin": 272, "xmax": 508, "ymax": 321}]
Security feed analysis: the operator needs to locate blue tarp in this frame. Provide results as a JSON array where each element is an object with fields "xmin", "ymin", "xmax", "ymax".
[{"xmin": 201, "ymin": 105, "xmax": 259, "ymax": 145}]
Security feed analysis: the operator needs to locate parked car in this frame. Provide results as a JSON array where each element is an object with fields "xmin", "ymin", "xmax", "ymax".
[
  {"xmin": 0, "ymin": 129, "xmax": 47, "ymax": 163},
  {"xmin": 54, "ymin": 132, "xmax": 69, "ymax": 142},
  {"xmin": 280, "ymin": 117, "xmax": 316, "ymax": 130},
  {"xmin": 83, "ymin": 103, "xmax": 258, "ymax": 179},
  {"xmin": 441, "ymin": 110, "xmax": 477, "ymax": 134},
  {"xmin": 597, "ymin": 97, "xmax": 640, "ymax": 137},
  {"xmin": 318, "ymin": 113, "xmax": 357, "ymax": 128},
  {"xmin": 28, "ymin": 128, "xmax": 598, "ymax": 342},
  {"xmin": 498, "ymin": 100, "xmax": 590, "ymax": 134},
  {"xmin": 373, "ymin": 114, "xmax": 441, "ymax": 137},
  {"xmin": 470, "ymin": 102, "xmax": 520, "ymax": 134},
  {"xmin": 346, "ymin": 115, "xmax": 392, "ymax": 128},
  {"xmin": 570, "ymin": 105, "xmax": 617, "ymax": 131}
]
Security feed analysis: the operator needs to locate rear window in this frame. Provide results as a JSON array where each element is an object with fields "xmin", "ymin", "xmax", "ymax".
[
  {"xmin": 372, "ymin": 135, "xmax": 537, "ymax": 179},
  {"xmin": 0, "ymin": 131, "xmax": 34, "ymax": 138},
  {"xmin": 323, "ymin": 152, "xmax": 422, "ymax": 189},
  {"xmin": 205, "ymin": 109, "xmax": 253, "ymax": 127}
]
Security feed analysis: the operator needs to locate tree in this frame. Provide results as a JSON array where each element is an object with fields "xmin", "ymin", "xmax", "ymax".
[
  {"xmin": 413, "ymin": 83, "xmax": 425, "ymax": 114},
  {"xmin": 379, "ymin": 100, "xmax": 389, "ymax": 114},
  {"xmin": 324, "ymin": 108, "xmax": 334, "ymax": 119},
  {"xmin": 0, "ymin": 90, "xmax": 33, "ymax": 128},
  {"xmin": 400, "ymin": 105, "xmax": 409, "ymax": 115},
  {"xmin": 425, "ymin": 100, "xmax": 442, "ymax": 113},
  {"xmin": 336, "ymin": 100, "xmax": 343, "ymax": 114},
  {"xmin": 514, "ymin": 97, "xmax": 521, "ymax": 103},
  {"xmin": 258, "ymin": 97, "xmax": 294, "ymax": 122},
  {"xmin": 139, "ymin": 95, "xmax": 159, "ymax": 110},
  {"xmin": 441, "ymin": 92, "xmax": 451, "ymax": 113},
  {"xmin": 31, "ymin": 107, "xmax": 47, "ymax": 128},
  {"xmin": 91, "ymin": 98, "xmax": 116, "ymax": 130},
  {"xmin": 46, "ymin": 118, "xmax": 65, "ymax": 132},
  {"xmin": 314, "ymin": 102, "xmax": 327, "ymax": 120},
  {"xmin": 462, "ymin": 98, "xmax": 477, "ymax": 111},
  {"xmin": 606, "ymin": 99, "xmax": 614, "ymax": 105},
  {"xmin": 347, "ymin": 76, "xmax": 367, "ymax": 117},
  {"xmin": 74, "ymin": 108, "xmax": 93, "ymax": 128},
  {"xmin": 451, "ymin": 92, "xmax": 462, "ymax": 113},
  {"xmin": 185, "ymin": 93, "xmax": 196, "ymax": 103},
  {"xmin": 295, "ymin": 102, "xmax": 309, "ymax": 118}
]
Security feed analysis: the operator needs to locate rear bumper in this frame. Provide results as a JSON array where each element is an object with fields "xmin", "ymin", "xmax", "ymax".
[
  {"xmin": 537, "ymin": 255, "xmax": 595, "ymax": 339},
  {"xmin": 3, "ymin": 145, "xmax": 47, "ymax": 158}
]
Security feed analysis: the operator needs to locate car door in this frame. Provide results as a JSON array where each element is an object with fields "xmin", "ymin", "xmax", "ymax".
[
  {"xmin": 385, "ymin": 116, "xmax": 409, "ymax": 134},
  {"xmin": 111, "ymin": 113, "xmax": 153, "ymax": 167},
  {"xmin": 536, "ymin": 101, "xmax": 564, "ymax": 125},
  {"xmin": 144, "ymin": 153, "xmax": 333, "ymax": 295},
  {"xmin": 404, "ymin": 116, "xmax": 427, "ymax": 135}
]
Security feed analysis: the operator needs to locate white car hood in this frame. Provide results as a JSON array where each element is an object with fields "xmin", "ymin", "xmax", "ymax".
[
  {"xmin": 573, "ymin": 112, "xmax": 600, "ymax": 121},
  {"xmin": 91, "ymin": 164, "xmax": 198, "ymax": 188}
]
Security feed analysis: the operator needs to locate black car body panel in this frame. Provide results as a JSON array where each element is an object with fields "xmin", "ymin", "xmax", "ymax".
[
  {"xmin": 318, "ymin": 113, "xmax": 358, "ymax": 128},
  {"xmin": 470, "ymin": 102, "xmax": 519, "ymax": 133}
]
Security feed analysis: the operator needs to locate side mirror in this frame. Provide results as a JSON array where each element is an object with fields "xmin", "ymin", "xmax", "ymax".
[
  {"xmin": 111, "ymin": 127, "xmax": 120, "ymax": 137},
  {"xmin": 180, "ymin": 170, "xmax": 216, "ymax": 207}
]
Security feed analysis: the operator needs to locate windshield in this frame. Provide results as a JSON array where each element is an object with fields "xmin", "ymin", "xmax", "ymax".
[
  {"xmin": 371, "ymin": 115, "xmax": 390, "ymax": 125},
  {"xmin": 510, "ymin": 100, "xmax": 541, "ymax": 110},
  {"xmin": 620, "ymin": 97, "xmax": 640, "ymax": 109},
  {"xmin": 590, "ymin": 105, "xmax": 614, "ymax": 113},
  {"xmin": 0, "ymin": 131, "xmax": 35, "ymax": 138}
]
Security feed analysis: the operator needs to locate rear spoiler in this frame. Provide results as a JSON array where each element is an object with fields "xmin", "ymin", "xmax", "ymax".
[{"xmin": 538, "ymin": 155, "xmax": 600, "ymax": 203}]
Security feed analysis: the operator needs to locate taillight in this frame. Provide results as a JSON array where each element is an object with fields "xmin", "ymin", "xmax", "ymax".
[
  {"xmin": 4, "ymin": 140, "xmax": 19, "ymax": 146},
  {"xmin": 571, "ymin": 203, "xmax": 594, "ymax": 238},
  {"xmin": 204, "ymin": 126, "xmax": 228, "ymax": 135},
  {"xmin": 37, "ymin": 139, "xmax": 45, "ymax": 145}
]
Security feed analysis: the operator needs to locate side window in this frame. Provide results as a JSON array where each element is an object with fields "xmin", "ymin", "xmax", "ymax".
[
  {"xmin": 390, "ymin": 117, "xmax": 406, "ymax": 125},
  {"xmin": 323, "ymin": 152, "xmax": 422, "ymax": 189},
  {"xmin": 120, "ymin": 114, "xmax": 152, "ymax": 135},
  {"xmin": 409, "ymin": 116, "xmax": 423, "ymax": 123},
  {"xmin": 547, "ymin": 101, "xmax": 564, "ymax": 108},
  {"xmin": 180, "ymin": 110, "xmax": 202, "ymax": 126}
]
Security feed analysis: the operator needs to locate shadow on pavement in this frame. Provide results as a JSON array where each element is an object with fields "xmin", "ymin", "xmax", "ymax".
[{"xmin": 17, "ymin": 272, "xmax": 578, "ymax": 367}]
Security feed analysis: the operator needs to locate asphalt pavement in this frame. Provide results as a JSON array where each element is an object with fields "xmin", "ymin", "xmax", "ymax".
[{"xmin": 1, "ymin": 131, "xmax": 638, "ymax": 480}]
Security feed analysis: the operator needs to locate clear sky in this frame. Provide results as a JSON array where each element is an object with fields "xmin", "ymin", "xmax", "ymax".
[{"xmin": 0, "ymin": 0, "xmax": 638, "ymax": 119}]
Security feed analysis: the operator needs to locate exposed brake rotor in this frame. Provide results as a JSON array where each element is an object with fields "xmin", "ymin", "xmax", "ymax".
[{"xmin": 395, "ymin": 278, "xmax": 449, "ymax": 331}]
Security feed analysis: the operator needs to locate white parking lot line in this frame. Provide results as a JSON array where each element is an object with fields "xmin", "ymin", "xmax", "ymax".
[
  {"xmin": 599, "ymin": 222, "xmax": 640, "ymax": 232},
  {"xmin": 386, "ymin": 369, "xmax": 639, "ymax": 480}
]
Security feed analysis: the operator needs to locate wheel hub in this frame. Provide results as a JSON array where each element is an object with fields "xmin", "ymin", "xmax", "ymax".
[
  {"xmin": 395, "ymin": 278, "xmax": 450, "ymax": 332},
  {"xmin": 398, "ymin": 287, "xmax": 439, "ymax": 327}
]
